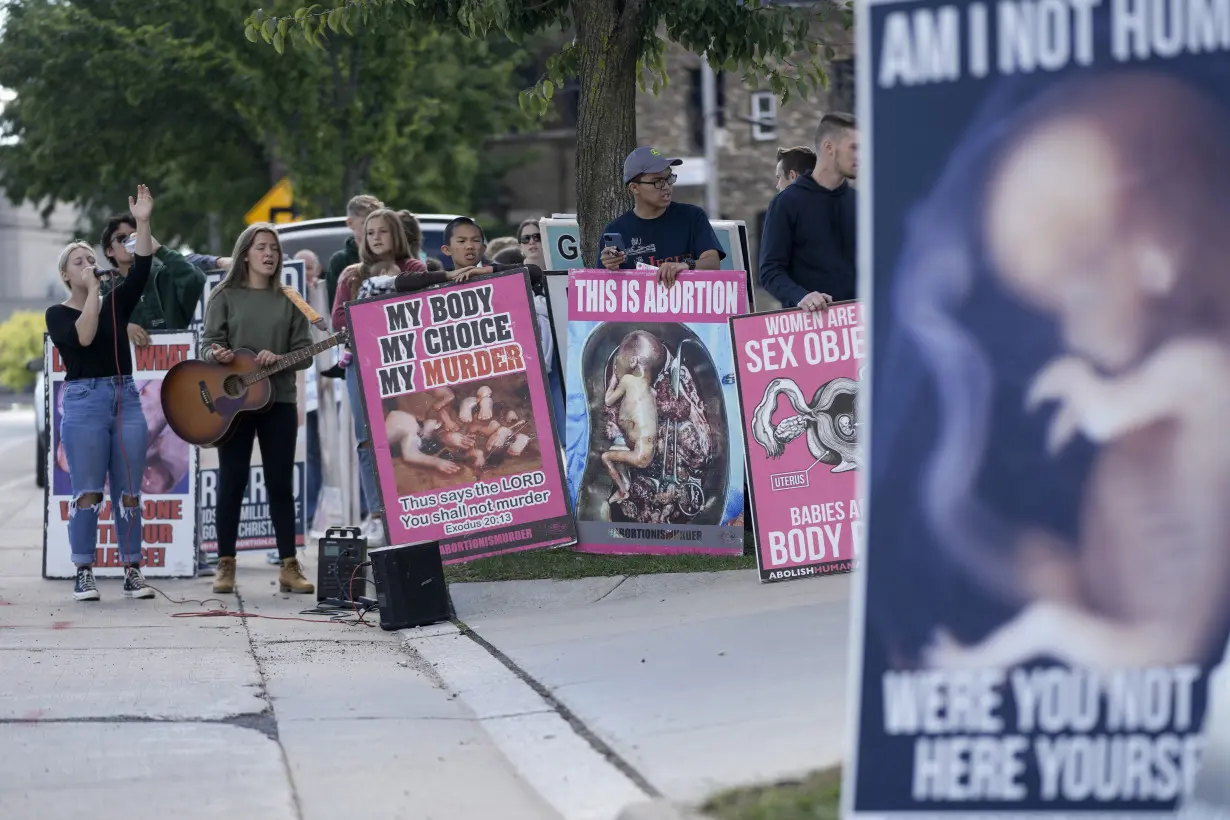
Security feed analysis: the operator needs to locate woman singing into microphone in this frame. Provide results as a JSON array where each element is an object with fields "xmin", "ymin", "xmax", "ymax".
[
  {"xmin": 45, "ymin": 185, "xmax": 156, "ymax": 602},
  {"xmin": 202, "ymin": 223, "xmax": 316, "ymax": 596}
]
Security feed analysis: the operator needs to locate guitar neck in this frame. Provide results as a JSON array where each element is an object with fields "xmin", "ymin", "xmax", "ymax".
[{"xmin": 241, "ymin": 334, "xmax": 345, "ymax": 386}]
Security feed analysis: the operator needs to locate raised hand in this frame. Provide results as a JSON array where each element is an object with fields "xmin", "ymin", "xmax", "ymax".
[{"xmin": 128, "ymin": 184, "xmax": 154, "ymax": 221}]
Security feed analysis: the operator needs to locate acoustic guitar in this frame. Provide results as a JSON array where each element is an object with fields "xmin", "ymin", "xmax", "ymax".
[{"xmin": 161, "ymin": 330, "xmax": 349, "ymax": 447}]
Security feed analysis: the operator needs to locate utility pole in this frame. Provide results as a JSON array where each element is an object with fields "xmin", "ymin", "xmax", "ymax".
[
  {"xmin": 207, "ymin": 212, "xmax": 222, "ymax": 255},
  {"xmin": 701, "ymin": 58, "xmax": 721, "ymax": 218}
]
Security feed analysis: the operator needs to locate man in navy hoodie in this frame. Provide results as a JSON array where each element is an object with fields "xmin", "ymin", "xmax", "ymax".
[{"xmin": 758, "ymin": 112, "xmax": 859, "ymax": 312}]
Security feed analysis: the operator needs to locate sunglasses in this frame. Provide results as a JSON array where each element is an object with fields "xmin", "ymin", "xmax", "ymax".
[
  {"xmin": 113, "ymin": 233, "xmax": 132, "ymax": 245},
  {"xmin": 519, "ymin": 233, "xmax": 542, "ymax": 244}
]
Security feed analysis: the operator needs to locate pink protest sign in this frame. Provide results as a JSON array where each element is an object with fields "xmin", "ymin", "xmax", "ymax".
[
  {"xmin": 346, "ymin": 271, "xmax": 576, "ymax": 563},
  {"xmin": 729, "ymin": 301, "xmax": 865, "ymax": 582}
]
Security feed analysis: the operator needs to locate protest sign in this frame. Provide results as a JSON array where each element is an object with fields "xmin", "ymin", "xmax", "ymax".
[
  {"xmin": 846, "ymin": 0, "xmax": 1230, "ymax": 815},
  {"xmin": 564, "ymin": 268, "xmax": 748, "ymax": 555},
  {"xmin": 42, "ymin": 331, "xmax": 198, "ymax": 578},
  {"xmin": 730, "ymin": 302, "xmax": 864, "ymax": 582},
  {"xmin": 346, "ymin": 271, "xmax": 575, "ymax": 563},
  {"xmin": 198, "ymin": 260, "xmax": 308, "ymax": 552}
]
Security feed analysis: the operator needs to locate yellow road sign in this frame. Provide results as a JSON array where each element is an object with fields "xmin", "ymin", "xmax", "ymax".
[{"xmin": 244, "ymin": 178, "xmax": 301, "ymax": 225}]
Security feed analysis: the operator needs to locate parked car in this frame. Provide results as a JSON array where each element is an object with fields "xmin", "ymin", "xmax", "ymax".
[
  {"xmin": 274, "ymin": 213, "xmax": 463, "ymax": 269},
  {"xmin": 29, "ymin": 357, "xmax": 45, "ymax": 488}
]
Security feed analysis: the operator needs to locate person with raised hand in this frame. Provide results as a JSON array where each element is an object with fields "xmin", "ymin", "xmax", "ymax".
[{"xmin": 45, "ymin": 185, "xmax": 157, "ymax": 602}]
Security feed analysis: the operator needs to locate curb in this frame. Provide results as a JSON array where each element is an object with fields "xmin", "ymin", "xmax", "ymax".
[
  {"xmin": 401, "ymin": 622, "xmax": 650, "ymax": 819},
  {"xmin": 614, "ymin": 799, "xmax": 715, "ymax": 820}
]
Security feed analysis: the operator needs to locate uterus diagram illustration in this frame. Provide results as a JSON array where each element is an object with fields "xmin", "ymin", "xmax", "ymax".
[{"xmin": 750, "ymin": 371, "xmax": 862, "ymax": 481}]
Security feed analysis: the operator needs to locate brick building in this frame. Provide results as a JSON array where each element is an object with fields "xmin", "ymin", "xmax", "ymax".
[
  {"xmin": 636, "ymin": 44, "xmax": 854, "ymax": 307},
  {"xmin": 488, "ymin": 33, "xmax": 855, "ymax": 308}
]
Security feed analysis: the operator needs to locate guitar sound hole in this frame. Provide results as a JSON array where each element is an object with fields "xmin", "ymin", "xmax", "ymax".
[{"xmin": 223, "ymin": 375, "xmax": 245, "ymax": 398}]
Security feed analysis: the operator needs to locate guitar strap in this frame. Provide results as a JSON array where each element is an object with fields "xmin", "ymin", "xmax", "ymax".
[{"xmin": 280, "ymin": 285, "xmax": 329, "ymax": 331}]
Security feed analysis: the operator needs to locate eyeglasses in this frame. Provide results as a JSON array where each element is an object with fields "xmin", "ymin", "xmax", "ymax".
[
  {"xmin": 519, "ymin": 233, "xmax": 542, "ymax": 244},
  {"xmin": 632, "ymin": 174, "xmax": 677, "ymax": 190},
  {"xmin": 113, "ymin": 233, "xmax": 132, "ymax": 245}
]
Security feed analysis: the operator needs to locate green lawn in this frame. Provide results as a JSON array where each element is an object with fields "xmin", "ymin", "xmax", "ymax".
[
  {"xmin": 444, "ymin": 546, "xmax": 756, "ymax": 582},
  {"xmin": 703, "ymin": 767, "xmax": 842, "ymax": 820}
]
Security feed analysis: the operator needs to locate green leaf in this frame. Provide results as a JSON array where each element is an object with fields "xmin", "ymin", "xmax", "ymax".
[
  {"xmin": 261, "ymin": 17, "xmax": 276, "ymax": 41},
  {"xmin": 327, "ymin": 8, "xmax": 342, "ymax": 33},
  {"xmin": 542, "ymin": 79, "xmax": 555, "ymax": 99},
  {"xmin": 272, "ymin": 31, "xmax": 285, "ymax": 54},
  {"xmin": 244, "ymin": 25, "xmax": 259, "ymax": 43}
]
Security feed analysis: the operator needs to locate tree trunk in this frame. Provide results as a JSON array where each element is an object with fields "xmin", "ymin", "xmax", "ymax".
[{"xmin": 571, "ymin": 0, "xmax": 643, "ymax": 268}]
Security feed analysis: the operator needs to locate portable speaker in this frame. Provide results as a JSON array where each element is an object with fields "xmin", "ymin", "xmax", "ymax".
[
  {"xmin": 369, "ymin": 541, "xmax": 452, "ymax": 631},
  {"xmin": 316, "ymin": 526, "xmax": 368, "ymax": 603}
]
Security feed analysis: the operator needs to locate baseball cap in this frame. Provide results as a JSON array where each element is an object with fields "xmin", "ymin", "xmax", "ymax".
[{"xmin": 623, "ymin": 147, "xmax": 683, "ymax": 185}]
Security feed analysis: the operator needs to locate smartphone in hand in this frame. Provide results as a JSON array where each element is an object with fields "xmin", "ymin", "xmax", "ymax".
[{"xmin": 601, "ymin": 232, "xmax": 625, "ymax": 253}]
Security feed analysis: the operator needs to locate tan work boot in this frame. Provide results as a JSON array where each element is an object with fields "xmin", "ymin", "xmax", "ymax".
[
  {"xmin": 213, "ymin": 557, "xmax": 237, "ymax": 594},
  {"xmin": 279, "ymin": 557, "xmax": 314, "ymax": 594}
]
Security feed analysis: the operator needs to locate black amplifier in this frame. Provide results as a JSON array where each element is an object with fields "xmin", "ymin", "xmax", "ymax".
[
  {"xmin": 316, "ymin": 526, "xmax": 368, "ymax": 604},
  {"xmin": 369, "ymin": 541, "xmax": 452, "ymax": 631}
]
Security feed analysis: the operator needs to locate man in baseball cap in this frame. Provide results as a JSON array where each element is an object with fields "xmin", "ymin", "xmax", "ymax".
[
  {"xmin": 601, "ymin": 147, "xmax": 724, "ymax": 287},
  {"xmin": 622, "ymin": 147, "xmax": 683, "ymax": 184}
]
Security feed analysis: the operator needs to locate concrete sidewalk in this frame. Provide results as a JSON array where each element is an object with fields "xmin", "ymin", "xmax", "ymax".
[
  {"xmin": 0, "ymin": 471, "xmax": 559, "ymax": 820},
  {"xmin": 0, "ymin": 405, "xmax": 852, "ymax": 819},
  {"xmin": 429, "ymin": 569, "xmax": 852, "ymax": 806}
]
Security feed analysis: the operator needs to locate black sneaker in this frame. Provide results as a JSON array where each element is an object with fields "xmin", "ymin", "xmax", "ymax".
[
  {"xmin": 123, "ymin": 565, "xmax": 155, "ymax": 599},
  {"xmin": 74, "ymin": 567, "xmax": 100, "ymax": 601}
]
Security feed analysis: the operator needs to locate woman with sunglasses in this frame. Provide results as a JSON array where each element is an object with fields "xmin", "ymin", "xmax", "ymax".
[{"xmin": 517, "ymin": 220, "xmax": 546, "ymax": 269}]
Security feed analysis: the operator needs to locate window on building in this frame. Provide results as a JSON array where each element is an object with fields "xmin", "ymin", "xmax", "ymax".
[
  {"xmin": 687, "ymin": 68, "xmax": 726, "ymax": 153},
  {"xmin": 827, "ymin": 59, "xmax": 855, "ymax": 115},
  {"xmin": 750, "ymin": 92, "xmax": 777, "ymax": 142}
]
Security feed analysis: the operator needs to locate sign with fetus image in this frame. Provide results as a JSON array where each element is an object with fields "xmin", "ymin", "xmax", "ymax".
[
  {"xmin": 730, "ymin": 302, "xmax": 864, "ymax": 583},
  {"xmin": 846, "ymin": 1, "xmax": 1230, "ymax": 817},
  {"xmin": 42, "ymin": 330, "xmax": 199, "ymax": 578},
  {"xmin": 346, "ymin": 271, "xmax": 576, "ymax": 562},
  {"xmin": 564, "ymin": 268, "xmax": 748, "ymax": 555}
]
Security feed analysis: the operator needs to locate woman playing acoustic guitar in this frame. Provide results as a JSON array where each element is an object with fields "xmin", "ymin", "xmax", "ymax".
[
  {"xmin": 46, "ymin": 185, "xmax": 156, "ymax": 602},
  {"xmin": 202, "ymin": 223, "xmax": 315, "ymax": 595}
]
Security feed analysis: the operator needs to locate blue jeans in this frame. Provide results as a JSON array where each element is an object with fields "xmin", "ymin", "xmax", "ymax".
[
  {"xmin": 60, "ymin": 377, "xmax": 149, "ymax": 566},
  {"xmin": 344, "ymin": 364, "xmax": 380, "ymax": 517},
  {"xmin": 305, "ymin": 410, "xmax": 320, "ymax": 525}
]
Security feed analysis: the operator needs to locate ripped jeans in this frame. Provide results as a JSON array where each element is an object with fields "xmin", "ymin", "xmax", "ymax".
[{"xmin": 60, "ymin": 376, "xmax": 149, "ymax": 566}]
